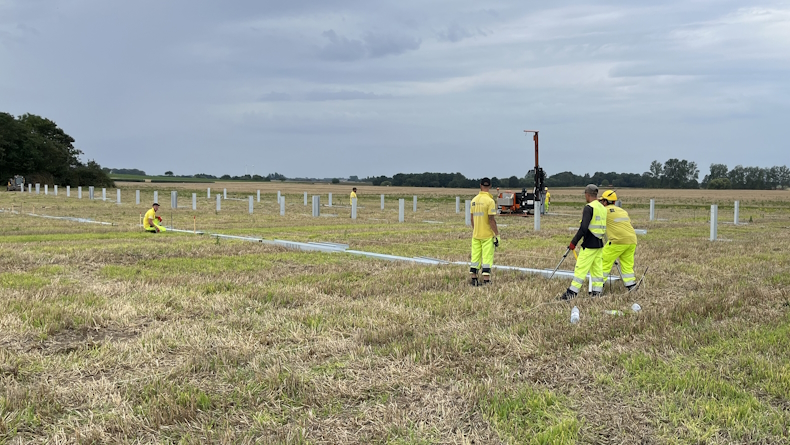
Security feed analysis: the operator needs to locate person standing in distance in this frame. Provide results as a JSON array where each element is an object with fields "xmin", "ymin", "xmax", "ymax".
[
  {"xmin": 560, "ymin": 184, "xmax": 606, "ymax": 299},
  {"xmin": 544, "ymin": 187, "xmax": 551, "ymax": 213},
  {"xmin": 470, "ymin": 178, "xmax": 500, "ymax": 286},
  {"xmin": 599, "ymin": 190, "xmax": 638, "ymax": 291},
  {"xmin": 349, "ymin": 187, "xmax": 357, "ymax": 206}
]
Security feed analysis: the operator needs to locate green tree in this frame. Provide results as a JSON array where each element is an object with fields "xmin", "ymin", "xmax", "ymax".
[
  {"xmin": 165, "ymin": 171, "xmax": 174, "ymax": 176},
  {"xmin": 708, "ymin": 178, "xmax": 732, "ymax": 189},
  {"xmin": 331, "ymin": 178, "xmax": 340, "ymax": 184}
]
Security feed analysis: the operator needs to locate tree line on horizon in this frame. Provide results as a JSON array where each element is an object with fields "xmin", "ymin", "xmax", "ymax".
[
  {"xmin": 0, "ymin": 112, "xmax": 114, "ymax": 187},
  {"xmin": 364, "ymin": 159, "xmax": 790, "ymax": 190}
]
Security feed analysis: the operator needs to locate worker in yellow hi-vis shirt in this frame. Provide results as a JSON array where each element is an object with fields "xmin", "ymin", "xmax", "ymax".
[
  {"xmin": 544, "ymin": 187, "xmax": 551, "ymax": 213},
  {"xmin": 470, "ymin": 177, "xmax": 499, "ymax": 286},
  {"xmin": 599, "ymin": 190, "xmax": 638, "ymax": 291},
  {"xmin": 560, "ymin": 184, "xmax": 606, "ymax": 300},
  {"xmin": 143, "ymin": 203, "xmax": 166, "ymax": 233},
  {"xmin": 349, "ymin": 187, "xmax": 357, "ymax": 206}
]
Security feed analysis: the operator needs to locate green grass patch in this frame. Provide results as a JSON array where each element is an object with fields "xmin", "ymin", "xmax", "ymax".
[{"xmin": 479, "ymin": 385, "xmax": 580, "ymax": 444}]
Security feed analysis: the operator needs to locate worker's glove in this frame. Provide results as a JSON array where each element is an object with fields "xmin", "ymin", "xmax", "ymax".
[
  {"xmin": 568, "ymin": 242, "xmax": 576, "ymax": 251},
  {"xmin": 156, "ymin": 216, "xmax": 163, "ymax": 222},
  {"xmin": 494, "ymin": 236, "xmax": 500, "ymax": 248}
]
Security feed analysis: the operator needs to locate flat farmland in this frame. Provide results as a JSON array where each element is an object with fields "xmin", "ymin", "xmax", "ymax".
[{"xmin": 1, "ymin": 185, "xmax": 789, "ymax": 444}]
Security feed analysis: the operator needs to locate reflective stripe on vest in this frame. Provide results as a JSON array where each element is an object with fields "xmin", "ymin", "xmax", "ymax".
[{"xmin": 587, "ymin": 200, "xmax": 607, "ymax": 239}]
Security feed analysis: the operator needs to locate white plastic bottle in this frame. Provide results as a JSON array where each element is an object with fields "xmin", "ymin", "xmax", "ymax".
[
  {"xmin": 571, "ymin": 306, "xmax": 580, "ymax": 324},
  {"xmin": 631, "ymin": 303, "xmax": 642, "ymax": 313}
]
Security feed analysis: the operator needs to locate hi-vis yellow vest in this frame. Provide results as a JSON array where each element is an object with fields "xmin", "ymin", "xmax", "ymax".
[
  {"xmin": 605, "ymin": 205, "xmax": 637, "ymax": 245},
  {"xmin": 587, "ymin": 200, "xmax": 607, "ymax": 239}
]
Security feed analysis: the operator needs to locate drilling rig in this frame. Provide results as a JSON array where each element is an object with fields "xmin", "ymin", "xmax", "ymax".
[{"xmin": 496, "ymin": 131, "xmax": 546, "ymax": 215}]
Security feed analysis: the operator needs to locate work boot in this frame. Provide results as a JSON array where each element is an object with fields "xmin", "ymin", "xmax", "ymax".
[
  {"xmin": 590, "ymin": 291, "xmax": 602, "ymax": 298},
  {"xmin": 625, "ymin": 284, "xmax": 636, "ymax": 292},
  {"xmin": 481, "ymin": 279, "xmax": 491, "ymax": 286},
  {"xmin": 470, "ymin": 277, "xmax": 479, "ymax": 287},
  {"xmin": 559, "ymin": 289, "xmax": 577, "ymax": 301}
]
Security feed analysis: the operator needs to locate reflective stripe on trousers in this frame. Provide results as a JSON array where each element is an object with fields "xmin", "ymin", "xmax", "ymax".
[{"xmin": 568, "ymin": 246, "xmax": 603, "ymax": 294}]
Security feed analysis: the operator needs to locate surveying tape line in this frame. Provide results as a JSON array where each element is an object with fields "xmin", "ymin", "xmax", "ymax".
[{"xmin": 0, "ymin": 210, "xmax": 115, "ymax": 225}]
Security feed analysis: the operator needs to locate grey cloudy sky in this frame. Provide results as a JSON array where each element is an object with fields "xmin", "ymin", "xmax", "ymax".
[{"xmin": 1, "ymin": 1, "xmax": 788, "ymax": 179}]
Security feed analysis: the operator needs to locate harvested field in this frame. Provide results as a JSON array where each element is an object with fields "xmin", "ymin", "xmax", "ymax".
[{"xmin": 1, "ymin": 186, "xmax": 789, "ymax": 444}]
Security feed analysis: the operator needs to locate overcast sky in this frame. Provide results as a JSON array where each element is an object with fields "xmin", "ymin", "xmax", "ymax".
[{"xmin": 1, "ymin": 1, "xmax": 788, "ymax": 179}]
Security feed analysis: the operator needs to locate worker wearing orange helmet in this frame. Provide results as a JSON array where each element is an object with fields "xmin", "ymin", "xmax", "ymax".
[{"xmin": 599, "ymin": 190, "xmax": 638, "ymax": 290}]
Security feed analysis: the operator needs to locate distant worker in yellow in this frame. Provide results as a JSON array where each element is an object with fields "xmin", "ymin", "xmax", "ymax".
[
  {"xmin": 544, "ymin": 187, "xmax": 551, "ymax": 213},
  {"xmin": 560, "ymin": 184, "xmax": 606, "ymax": 300},
  {"xmin": 143, "ymin": 203, "xmax": 166, "ymax": 233},
  {"xmin": 469, "ymin": 178, "xmax": 499, "ymax": 286},
  {"xmin": 350, "ymin": 187, "xmax": 357, "ymax": 206},
  {"xmin": 599, "ymin": 190, "xmax": 638, "ymax": 291}
]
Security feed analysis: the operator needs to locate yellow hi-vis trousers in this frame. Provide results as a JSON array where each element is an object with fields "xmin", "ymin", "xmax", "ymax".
[
  {"xmin": 602, "ymin": 243, "xmax": 636, "ymax": 287},
  {"xmin": 144, "ymin": 224, "xmax": 167, "ymax": 233},
  {"xmin": 569, "ymin": 247, "xmax": 603, "ymax": 293},
  {"xmin": 470, "ymin": 237, "xmax": 495, "ymax": 276}
]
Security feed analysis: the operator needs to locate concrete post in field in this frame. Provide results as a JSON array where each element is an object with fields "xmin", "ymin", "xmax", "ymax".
[
  {"xmin": 534, "ymin": 204, "xmax": 541, "ymax": 231},
  {"xmin": 117, "ymin": 189, "xmax": 121, "ymax": 204},
  {"xmin": 734, "ymin": 201, "xmax": 739, "ymax": 225},
  {"xmin": 413, "ymin": 196, "xmax": 417, "ymax": 212},
  {"xmin": 171, "ymin": 191, "xmax": 177, "ymax": 209},
  {"xmin": 257, "ymin": 190, "xmax": 260, "ymax": 202},
  {"xmin": 223, "ymin": 188, "xmax": 227, "ymax": 199},
  {"xmin": 54, "ymin": 185, "xmax": 58, "ymax": 196},
  {"xmin": 153, "ymin": 191, "xmax": 158, "ymax": 203},
  {"xmin": 649, "ymin": 199, "xmax": 655, "ymax": 221},
  {"xmin": 27, "ymin": 184, "xmax": 31, "ymax": 193},
  {"xmin": 216, "ymin": 194, "xmax": 221, "ymax": 211},
  {"xmin": 465, "ymin": 200, "xmax": 471, "ymax": 226},
  {"xmin": 312, "ymin": 195, "xmax": 320, "ymax": 217},
  {"xmin": 399, "ymin": 199, "xmax": 405, "ymax": 222},
  {"xmin": 328, "ymin": 193, "xmax": 333, "ymax": 207},
  {"xmin": 615, "ymin": 200, "xmax": 621, "ymax": 208},
  {"xmin": 710, "ymin": 205, "xmax": 718, "ymax": 241},
  {"xmin": 192, "ymin": 193, "xmax": 197, "ymax": 210},
  {"xmin": 35, "ymin": 183, "xmax": 40, "ymax": 194},
  {"xmin": 44, "ymin": 184, "xmax": 48, "ymax": 195},
  {"xmin": 102, "ymin": 188, "xmax": 106, "ymax": 201},
  {"xmin": 78, "ymin": 186, "xmax": 82, "ymax": 199},
  {"xmin": 456, "ymin": 197, "xmax": 460, "ymax": 213},
  {"xmin": 381, "ymin": 194, "xmax": 385, "ymax": 210},
  {"xmin": 89, "ymin": 186, "xmax": 94, "ymax": 200},
  {"xmin": 248, "ymin": 196, "xmax": 253, "ymax": 214},
  {"xmin": 66, "ymin": 186, "xmax": 70, "ymax": 197},
  {"xmin": 351, "ymin": 197, "xmax": 357, "ymax": 219},
  {"xmin": 136, "ymin": 190, "xmax": 140, "ymax": 204},
  {"xmin": 207, "ymin": 187, "xmax": 211, "ymax": 199},
  {"xmin": 280, "ymin": 198, "xmax": 285, "ymax": 216},
  {"xmin": 304, "ymin": 192, "xmax": 308, "ymax": 205},
  {"xmin": 277, "ymin": 191, "xmax": 281, "ymax": 203}
]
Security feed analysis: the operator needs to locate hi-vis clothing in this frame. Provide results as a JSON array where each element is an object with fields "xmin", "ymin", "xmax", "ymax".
[
  {"xmin": 349, "ymin": 191, "xmax": 357, "ymax": 205},
  {"xmin": 143, "ymin": 208, "xmax": 166, "ymax": 232},
  {"xmin": 604, "ymin": 205, "xmax": 637, "ymax": 245},
  {"xmin": 570, "ymin": 246, "xmax": 603, "ymax": 294},
  {"xmin": 602, "ymin": 204, "xmax": 637, "ymax": 286},
  {"xmin": 470, "ymin": 191, "xmax": 497, "ymax": 275},
  {"xmin": 568, "ymin": 200, "xmax": 607, "ymax": 293},
  {"xmin": 545, "ymin": 191, "xmax": 551, "ymax": 212},
  {"xmin": 471, "ymin": 192, "xmax": 496, "ymax": 240}
]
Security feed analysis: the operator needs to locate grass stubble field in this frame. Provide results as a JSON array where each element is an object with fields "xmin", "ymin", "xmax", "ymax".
[{"xmin": 1, "ymin": 183, "xmax": 789, "ymax": 444}]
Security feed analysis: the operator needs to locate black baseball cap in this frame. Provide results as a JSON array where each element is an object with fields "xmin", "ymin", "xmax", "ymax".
[
  {"xmin": 480, "ymin": 177, "xmax": 491, "ymax": 186},
  {"xmin": 153, "ymin": 202, "xmax": 160, "ymax": 206}
]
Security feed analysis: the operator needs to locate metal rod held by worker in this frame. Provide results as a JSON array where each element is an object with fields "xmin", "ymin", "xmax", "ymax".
[{"xmin": 548, "ymin": 248, "xmax": 571, "ymax": 279}]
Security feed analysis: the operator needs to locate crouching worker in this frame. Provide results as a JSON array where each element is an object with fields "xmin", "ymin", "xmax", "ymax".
[
  {"xmin": 470, "ymin": 177, "xmax": 499, "ymax": 286},
  {"xmin": 143, "ymin": 203, "xmax": 166, "ymax": 233},
  {"xmin": 560, "ymin": 184, "xmax": 606, "ymax": 300},
  {"xmin": 600, "ymin": 190, "xmax": 638, "ymax": 291}
]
